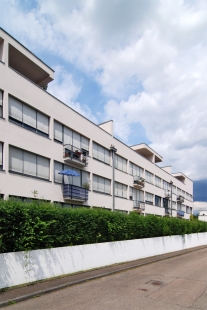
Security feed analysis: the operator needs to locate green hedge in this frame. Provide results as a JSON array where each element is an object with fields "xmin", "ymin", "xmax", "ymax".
[{"xmin": 0, "ymin": 199, "xmax": 207, "ymax": 253}]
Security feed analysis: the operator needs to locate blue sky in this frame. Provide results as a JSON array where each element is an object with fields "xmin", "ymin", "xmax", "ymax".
[{"xmin": 0, "ymin": 0, "xmax": 207, "ymax": 203}]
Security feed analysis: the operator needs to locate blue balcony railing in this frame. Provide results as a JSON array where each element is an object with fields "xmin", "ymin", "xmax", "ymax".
[
  {"xmin": 177, "ymin": 210, "xmax": 184, "ymax": 217},
  {"xmin": 63, "ymin": 184, "xmax": 89, "ymax": 201}
]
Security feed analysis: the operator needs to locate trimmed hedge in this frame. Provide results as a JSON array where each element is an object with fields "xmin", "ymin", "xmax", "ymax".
[{"xmin": 0, "ymin": 199, "xmax": 207, "ymax": 253}]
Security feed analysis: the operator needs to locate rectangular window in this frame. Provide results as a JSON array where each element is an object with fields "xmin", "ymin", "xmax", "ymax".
[
  {"xmin": 115, "ymin": 182, "xmax": 127, "ymax": 198},
  {"xmin": 177, "ymin": 188, "xmax": 181, "ymax": 196},
  {"xmin": 93, "ymin": 142, "xmax": 110, "ymax": 165},
  {"xmin": 9, "ymin": 146, "xmax": 50, "ymax": 180},
  {"xmin": 0, "ymin": 142, "xmax": 3, "ymax": 169},
  {"xmin": 172, "ymin": 185, "xmax": 176, "ymax": 194},
  {"xmin": 115, "ymin": 154, "xmax": 127, "ymax": 172},
  {"xmin": 163, "ymin": 180, "xmax": 170, "ymax": 190},
  {"xmin": 54, "ymin": 161, "xmax": 89, "ymax": 187},
  {"xmin": 54, "ymin": 120, "xmax": 89, "ymax": 151},
  {"xmin": 145, "ymin": 171, "xmax": 153, "ymax": 184},
  {"xmin": 93, "ymin": 174, "xmax": 111, "ymax": 194},
  {"xmin": 0, "ymin": 89, "xmax": 3, "ymax": 117},
  {"xmin": 145, "ymin": 192, "xmax": 153, "ymax": 204},
  {"xmin": 9, "ymin": 96, "xmax": 49, "ymax": 137},
  {"xmin": 155, "ymin": 195, "xmax": 161, "ymax": 207},
  {"xmin": 155, "ymin": 176, "xmax": 161, "ymax": 187},
  {"xmin": 182, "ymin": 190, "xmax": 185, "ymax": 198},
  {"xmin": 130, "ymin": 187, "xmax": 144, "ymax": 201},
  {"xmin": 172, "ymin": 201, "xmax": 176, "ymax": 209},
  {"xmin": 129, "ymin": 162, "xmax": 144, "ymax": 177}
]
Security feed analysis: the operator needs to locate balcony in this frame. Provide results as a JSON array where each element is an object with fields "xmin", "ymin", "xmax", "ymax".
[
  {"xmin": 133, "ymin": 201, "xmax": 145, "ymax": 213},
  {"xmin": 177, "ymin": 195, "xmax": 184, "ymax": 203},
  {"xmin": 133, "ymin": 176, "xmax": 145, "ymax": 189},
  {"xmin": 177, "ymin": 210, "xmax": 184, "ymax": 217},
  {"xmin": 63, "ymin": 184, "xmax": 89, "ymax": 202},
  {"xmin": 165, "ymin": 190, "xmax": 171, "ymax": 199},
  {"xmin": 63, "ymin": 144, "xmax": 89, "ymax": 167}
]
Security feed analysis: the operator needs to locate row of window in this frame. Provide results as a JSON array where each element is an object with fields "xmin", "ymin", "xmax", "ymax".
[
  {"xmin": 0, "ymin": 92, "xmax": 193, "ymax": 200},
  {"xmin": 0, "ymin": 141, "xmax": 193, "ymax": 202}
]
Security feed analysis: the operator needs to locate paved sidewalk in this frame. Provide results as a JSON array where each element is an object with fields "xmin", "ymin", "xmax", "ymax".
[{"xmin": 0, "ymin": 245, "xmax": 206, "ymax": 308}]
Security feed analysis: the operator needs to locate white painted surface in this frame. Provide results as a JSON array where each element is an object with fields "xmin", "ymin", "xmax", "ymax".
[{"xmin": 0, "ymin": 232, "xmax": 206, "ymax": 289}]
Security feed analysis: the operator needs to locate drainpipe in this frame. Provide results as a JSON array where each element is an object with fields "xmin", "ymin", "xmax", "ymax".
[
  {"xmin": 110, "ymin": 145, "xmax": 117, "ymax": 212},
  {"xmin": 170, "ymin": 181, "xmax": 173, "ymax": 217}
]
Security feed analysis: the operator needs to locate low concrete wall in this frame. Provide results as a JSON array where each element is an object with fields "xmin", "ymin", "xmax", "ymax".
[{"xmin": 0, "ymin": 233, "xmax": 207, "ymax": 289}]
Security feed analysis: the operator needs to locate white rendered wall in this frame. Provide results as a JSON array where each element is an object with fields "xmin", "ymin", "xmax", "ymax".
[{"xmin": 0, "ymin": 233, "xmax": 206, "ymax": 289}]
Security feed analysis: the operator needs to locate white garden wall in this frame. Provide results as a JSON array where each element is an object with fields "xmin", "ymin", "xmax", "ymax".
[{"xmin": 0, "ymin": 232, "xmax": 207, "ymax": 289}]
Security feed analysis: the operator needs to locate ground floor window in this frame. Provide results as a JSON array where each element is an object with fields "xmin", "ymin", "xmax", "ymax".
[
  {"xmin": 93, "ymin": 175, "xmax": 111, "ymax": 194},
  {"xmin": 155, "ymin": 195, "xmax": 161, "ymax": 207},
  {"xmin": 115, "ymin": 182, "xmax": 127, "ymax": 198},
  {"xmin": 54, "ymin": 161, "xmax": 89, "ymax": 188}
]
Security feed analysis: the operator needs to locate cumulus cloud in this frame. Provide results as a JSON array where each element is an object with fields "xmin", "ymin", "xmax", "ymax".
[
  {"xmin": 0, "ymin": 0, "xmax": 207, "ymax": 180},
  {"xmin": 48, "ymin": 66, "xmax": 98, "ymax": 123}
]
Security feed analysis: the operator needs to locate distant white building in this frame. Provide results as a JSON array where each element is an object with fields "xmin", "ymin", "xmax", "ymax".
[
  {"xmin": 198, "ymin": 211, "xmax": 207, "ymax": 222},
  {"xmin": 0, "ymin": 28, "xmax": 193, "ymax": 218}
]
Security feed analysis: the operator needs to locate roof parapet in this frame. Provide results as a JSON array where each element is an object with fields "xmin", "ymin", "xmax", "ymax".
[{"xmin": 130, "ymin": 143, "xmax": 163, "ymax": 163}]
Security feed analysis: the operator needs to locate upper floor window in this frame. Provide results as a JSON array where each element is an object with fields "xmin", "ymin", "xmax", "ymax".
[
  {"xmin": 9, "ymin": 96, "xmax": 49, "ymax": 137},
  {"xmin": 172, "ymin": 185, "xmax": 176, "ymax": 194},
  {"xmin": 93, "ymin": 174, "xmax": 111, "ymax": 194},
  {"xmin": 115, "ymin": 182, "xmax": 127, "ymax": 198},
  {"xmin": 155, "ymin": 176, "xmax": 161, "ymax": 187},
  {"xmin": 129, "ymin": 162, "xmax": 144, "ymax": 177},
  {"xmin": 163, "ymin": 180, "xmax": 170, "ymax": 190},
  {"xmin": 0, "ymin": 90, "xmax": 3, "ymax": 118},
  {"xmin": 54, "ymin": 121, "xmax": 89, "ymax": 151},
  {"xmin": 182, "ymin": 190, "xmax": 185, "ymax": 198},
  {"xmin": 0, "ymin": 142, "xmax": 3, "ymax": 169},
  {"xmin": 115, "ymin": 154, "xmax": 127, "ymax": 172},
  {"xmin": 93, "ymin": 142, "xmax": 110, "ymax": 165},
  {"xmin": 9, "ymin": 146, "xmax": 50, "ymax": 180},
  {"xmin": 145, "ymin": 170, "xmax": 153, "ymax": 184},
  {"xmin": 177, "ymin": 188, "xmax": 182, "ymax": 196}
]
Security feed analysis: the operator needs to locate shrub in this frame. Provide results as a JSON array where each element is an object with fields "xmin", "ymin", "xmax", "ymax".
[{"xmin": 0, "ymin": 199, "xmax": 206, "ymax": 253}]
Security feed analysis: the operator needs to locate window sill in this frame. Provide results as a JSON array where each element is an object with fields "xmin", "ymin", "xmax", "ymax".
[
  {"xmin": 115, "ymin": 195, "xmax": 128, "ymax": 199},
  {"xmin": 9, "ymin": 170, "xmax": 51, "ymax": 182},
  {"xmin": 155, "ymin": 185, "xmax": 162, "ymax": 189},
  {"xmin": 115, "ymin": 168, "xmax": 128, "ymax": 174},
  {"xmin": 145, "ymin": 181, "xmax": 154, "ymax": 185},
  {"xmin": 9, "ymin": 118, "xmax": 50, "ymax": 140},
  {"xmin": 92, "ymin": 157, "xmax": 111, "ymax": 166},
  {"xmin": 93, "ymin": 190, "xmax": 111, "ymax": 196}
]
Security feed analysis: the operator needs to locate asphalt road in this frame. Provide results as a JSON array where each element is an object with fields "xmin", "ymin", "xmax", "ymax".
[{"xmin": 5, "ymin": 247, "xmax": 207, "ymax": 310}]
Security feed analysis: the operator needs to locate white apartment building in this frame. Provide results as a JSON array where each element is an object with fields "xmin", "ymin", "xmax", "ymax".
[{"xmin": 0, "ymin": 28, "xmax": 193, "ymax": 219}]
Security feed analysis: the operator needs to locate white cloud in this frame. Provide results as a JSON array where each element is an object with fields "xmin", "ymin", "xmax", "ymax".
[
  {"xmin": 48, "ymin": 66, "xmax": 98, "ymax": 123},
  {"xmin": 0, "ymin": 0, "xmax": 207, "ymax": 180}
]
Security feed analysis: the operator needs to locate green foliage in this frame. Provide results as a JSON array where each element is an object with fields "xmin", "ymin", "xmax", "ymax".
[{"xmin": 0, "ymin": 199, "xmax": 207, "ymax": 253}]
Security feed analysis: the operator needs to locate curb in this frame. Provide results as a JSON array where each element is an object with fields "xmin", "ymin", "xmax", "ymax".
[{"xmin": 0, "ymin": 245, "xmax": 207, "ymax": 308}]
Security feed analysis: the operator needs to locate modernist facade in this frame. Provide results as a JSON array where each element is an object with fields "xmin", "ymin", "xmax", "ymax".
[{"xmin": 0, "ymin": 28, "xmax": 193, "ymax": 219}]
